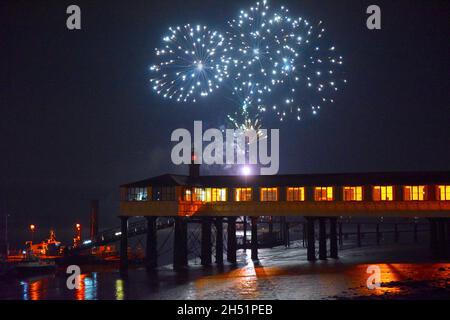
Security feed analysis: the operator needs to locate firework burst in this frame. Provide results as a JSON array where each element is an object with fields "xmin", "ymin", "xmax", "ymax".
[
  {"xmin": 150, "ymin": 24, "xmax": 227, "ymax": 103},
  {"xmin": 259, "ymin": 19, "xmax": 347, "ymax": 121},
  {"xmin": 149, "ymin": 0, "xmax": 346, "ymax": 125}
]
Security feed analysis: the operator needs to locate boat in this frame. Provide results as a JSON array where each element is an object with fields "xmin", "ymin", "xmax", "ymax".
[{"xmin": 14, "ymin": 256, "xmax": 56, "ymax": 276}]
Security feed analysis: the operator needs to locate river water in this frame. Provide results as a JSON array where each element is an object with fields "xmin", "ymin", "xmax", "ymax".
[{"xmin": 1, "ymin": 243, "xmax": 449, "ymax": 300}]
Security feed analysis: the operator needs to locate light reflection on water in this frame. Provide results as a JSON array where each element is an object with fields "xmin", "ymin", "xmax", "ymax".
[
  {"xmin": 8, "ymin": 261, "xmax": 450, "ymax": 300},
  {"xmin": 115, "ymin": 279, "xmax": 124, "ymax": 300}
]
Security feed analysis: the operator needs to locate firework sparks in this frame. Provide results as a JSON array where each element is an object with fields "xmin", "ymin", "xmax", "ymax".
[
  {"xmin": 150, "ymin": 24, "xmax": 227, "ymax": 103},
  {"xmin": 149, "ymin": 0, "xmax": 346, "ymax": 124}
]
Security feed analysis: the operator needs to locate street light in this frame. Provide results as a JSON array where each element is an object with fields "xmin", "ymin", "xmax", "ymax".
[{"xmin": 29, "ymin": 224, "xmax": 36, "ymax": 243}]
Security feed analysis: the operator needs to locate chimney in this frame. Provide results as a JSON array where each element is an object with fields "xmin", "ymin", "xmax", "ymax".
[
  {"xmin": 90, "ymin": 200, "xmax": 99, "ymax": 240},
  {"xmin": 189, "ymin": 144, "xmax": 200, "ymax": 177}
]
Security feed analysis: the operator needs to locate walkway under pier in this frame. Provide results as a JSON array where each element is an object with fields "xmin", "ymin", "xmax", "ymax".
[{"xmin": 118, "ymin": 216, "xmax": 450, "ymax": 274}]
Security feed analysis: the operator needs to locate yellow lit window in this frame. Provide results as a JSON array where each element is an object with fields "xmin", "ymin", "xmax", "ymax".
[
  {"xmin": 235, "ymin": 188, "xmax": 252, "ymax": 201},
  {"xmin": 287, "ymin": 187, "xmax": 305, "ymax": 201},
  {"xmin": 373, "ymin": 186, "xmax": 394, "ymax": 201},
  {"xmin": 211, "ymin": 188, "xmax": 227, "ymax": 202},
  {"xmin": 193, "ymin": 188, "xmax": 227, "ymax": 202},
  {"xmin": 260, "ymin": 187, "xmax": 278, "ymax": 201},
  {"xmin": 403, "ymin": 186, "xmax": 425, "ymax": 201},
  {"xmin": 343, "ymin": 186, "xmax": 363, "ymax": 201},
  {"xmin": 194, "ymin": 188, "xmax": 206, "ymax": 201},
  {"xmin": 314, "ymin": 187, "xmax": 334, "ymax": 201},
  {"xmin": 184, "ymin": 189, "xmax": 192, "ymax": 201},
  {"xmin": 437, "ymin": 185, "xmax": 450, "ymax": 200}
]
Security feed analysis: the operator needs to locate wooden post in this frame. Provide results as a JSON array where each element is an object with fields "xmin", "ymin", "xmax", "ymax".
[
  {"xmin": 285, "ymin": 222, "xmax": 290, "ymax": 248},
  {"xmin": 243, "ymin": 216, "xmax": 247, "ymax": 249},
  {"xmin": 319, "ymin": 218, "xmax": 327, "ymax": 260},
  {"xmin": 145, "ymin": 216, "xmax": 157, "ymax": 271},
  {"xmin": 268, "ymin": 216, "xmax": 274, "ymax": 247},
  {"xmin": 201, "ymin": 218, "xmax": 212, "ymax": 266},
  {"xmin": 438, "ymin": 219, "xmax": 446, "ymax": 258},
  {"xmin": 429, "ymin": 218, "xmax": 438, "ymax": 258},
  {"xmin": 394, "ymin": 223, "xmax": 399, "ymax": 243},
  {"xmin": 215, "ymin": 217, "xmax": 223, "ymax": 265},
  {"xmin": 376, "ymin": 223, "xmax": 381, "ymax": 245},
  {"xmin": 251, "ymin": 216, "xmax": 258, "ymax": 260},
  {"xmin": 119, "ymin": 216, "xmax": 129, "ymax": 275},
  {"xmin": 357, "ymin": 223, "xmax": 362, "ymax": 247},
  {"xmin": 173, "ymin": 216, "xmax": 188, "ymax": 270},
  {"xmin": 303, "ymin": 222, "xmax": 307, "ymax": 248},
  {"xmin": 227, "ymin": 217, "xmax": 237, "ymax": 263},
  {"xmin": 329, "ymin": 218, "xmax": 338, "ymax": 259},
  {"xmin": 413, "ymin": 222, "xmax": 418, "ymax": 243},
  {"xmin": 307, "ymin": 218, "xmax": 316, "ymax": 261}
]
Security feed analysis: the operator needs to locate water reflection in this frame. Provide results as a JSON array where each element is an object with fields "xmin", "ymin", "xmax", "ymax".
[
  {"xmin": 74, "ymin": 273, "xmax": 98, "ymax": 300},
  {"xmin": 10, "ymin": 259, "xmax": 450, "ymax": 300},
  {"xmin": 115, "ymin": 279, "xmax": 125, "ymax": 300},
  {"xmin": 20, "ymin": 278, "xmax": 47, "ymax": 300}
]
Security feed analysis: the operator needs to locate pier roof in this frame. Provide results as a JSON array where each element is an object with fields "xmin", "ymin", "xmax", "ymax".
[{"xmin": 121, "ymin": 171, "xmax": 450, "ymax": 188}]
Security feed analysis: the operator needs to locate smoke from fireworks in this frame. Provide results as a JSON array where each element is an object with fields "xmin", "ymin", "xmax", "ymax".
[{"xmin": 149, "ymin": 0, "xmax": 346, "ymax": 125}]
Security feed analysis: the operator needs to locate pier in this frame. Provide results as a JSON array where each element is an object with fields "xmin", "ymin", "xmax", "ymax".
[{"xmin": 116, "ymin": 170, "xmax": 450, "ymax": 274}]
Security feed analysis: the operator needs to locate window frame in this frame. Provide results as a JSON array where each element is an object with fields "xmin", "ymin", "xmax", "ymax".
[
  {"xmin": 343, "ymin": 186, "xmax": 363, "ymax": 201},
  {"xmin": 260, "ymin": 187, "xmax": 278, "ymax": 201},
  {"xmin": 373, "ymin": 186, "xmax": 394, "ymax": 201},
  {"xmin": 437, "ymin": 185, "xmax": 450, "ymax": 201},
  {"xmin": 286, "ymin": 187, "xmax": 305, "ymax": 201},
  {"xmin": 235, "ymin": 187, "xmax": 252, "ymax": 201},
  {"xmin": 314, "ymin": 186, "xmax": 334, "ymax": 201}
]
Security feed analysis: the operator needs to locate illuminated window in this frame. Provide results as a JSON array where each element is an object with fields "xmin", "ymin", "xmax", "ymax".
[
  {"xmin": 152, "ymin": 187, "xmax": 175, "ymax": 201},
  {"xmin": 127, "ymin": 187, "xmax": 148, "ymax": 201},
  {"xmin": 437, "ymin": 185, "xmax": 450, "ymax": 200},
  {"xmin": 287, "ymin": 187, "xmax": 305, "ymax": 201},
  {"xmin": 192, "ymin": 188, "xmax": 227, "ymax": 202},
  {"xmin": 194, "ymin": 188, "xmax": 207, "ymax": 201},
  {"xmin": 343, "ymin": 186, "xmax": 363, "ymax": 201},
  {"xmin": 184, "ymin": 189, "xmax": 192, "ymax": 201},
  {"xmin": 314, "ymin": 187, "xmax": 334, "ymax": 201},
  {"xmin": 403, "ymin": 186, "xmax": 426, "ymax": 201},
  {"xmin": 260, "ymin": 187, "xmax": 278, "ymax": 201},
  {"xmin": 211, "ymin": 188, "xmax": 227, "ymax": 202},
  {"xmin": 373, "ymin": 186, "xmax": 394, "ymax": 201},
  {"xmin": 235, "ymin": 188, "xmax": 252, "ymax": 201}
]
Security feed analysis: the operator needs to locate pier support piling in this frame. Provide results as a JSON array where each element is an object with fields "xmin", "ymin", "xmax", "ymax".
[
  {"xmin": 201, "ymin": 218, "xmax": 212, "ymax": 266},
  {"xmin": 376, "ymin": 223, "xmax": 381, "ymax": 245},
  {"xmin": 243, "ymin": 216, "xmax": 247, "ymax": 249},
  {"xmin": 319, "ymin": 218, "xmax": 327, "ymax": 260},
  {"xmin": 429, "ymin": 218, "xmax": 438, "ymax": 258},
  {"xmin": 447, "ymin": 219, "xmax": 450, "ymax": 257},
  {"xmin": 437, "ymin": 219, "xmax": 446, "ymax": 258},
  {"xmin": 285, "ymin": 221, "xmax": 290, "ymax": 248},
  {"xmin": 145, "ymin": 216, "xmax": 157, "ymax": 271},
  {"xmin": 329, "ymin": 217, "xmax": 338, "ymax": 259},
  {"xmin": 227, "ymin": 217, "xmax": 237, "ymax": 264},
  {"xmin": 306, "ymin": 218, "xmax": 316, "ymax": 261},
  {"xmin": 251, "ymin": 216, "xmax": 258, "ymax": 260},
  {"xmin": 268, "ymin": 216, "xmax": 274, "ymax": 247},
  {"xmin": 119, "ymin": 216, "xmax": 129, "ymax": 275},
  {"xmin": 215, "ymin": 217, "xmax": 223, "ymax": 265},
  {"xmin": 173, "ymin": 216, "xmax": 188, "ymax": 270},
  {"xmin": 413, "ymin": 222, "xmax": 418, "ymax": 243},
  {"xmin": 357, "ymin": 223, "xmax": 362, "ymax": 247},
  {"xmin": 394, "ymin": 223, "xmax": 399, "ymax": 243}
]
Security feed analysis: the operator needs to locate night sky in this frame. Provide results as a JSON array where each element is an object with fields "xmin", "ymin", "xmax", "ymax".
[{"xmin": 2, "ymin": 0, "xmax": 449, "ymax": 246}]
